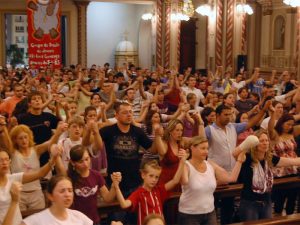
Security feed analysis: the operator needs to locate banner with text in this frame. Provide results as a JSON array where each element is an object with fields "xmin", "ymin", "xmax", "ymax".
[{"xmin": 27, "ymin": 0, "xmax": 61, "ymax": 68}]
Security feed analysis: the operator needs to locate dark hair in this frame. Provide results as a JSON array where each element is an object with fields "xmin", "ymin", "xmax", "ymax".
[
  {"xmin": 145, "ymin": 110, "xmax": 162, "ymax": 135},
  {"xmin": 28, "ymin": 91, "xmax": 43, "ymax": 103},
  {"xmin": 12, "ymin": 97, "xmax": 29, "ymax": 118},
  {"xmin": 124, "ymin": 88, "xmax": 134, "ymax": 96},
  {"xmin": 236, "ymin": 112, "xmax": 248, "ymax": 123},
  {"xmin": 201, "ymin": 107, "xmax": 215, "ymax": 126},
  {"xmin": 215, "ymin": 104, "xmax": 231, "ymax": 115},
  {"xmin": 47, "ymin": 175, "xmax": 71, "ymax": 194},
  {"xmin": 238, "ymin": 87, "xmax": 248, "ymax": 95},
  {"xmin": 114, "ymin": 101, "xmax": 132, "ymax": 112},
  {"xmin": 274, "ymin": 114, "xmax": 295, "ymax": 135},
  {"xmin": 84, "ymin": 106, "xmax": 97, "ymax": 121},
  {"xmin": 67, "ymin": 145, "xmax": 89, "ymax": 187},
  {"xmin": 90, "ymin": 93, "xmax": 101, "ymax": 101},
  {"xmin": 249, "ymin": 92, "xmax": 260, "ymax": 101},
  {"xmin": 114, "ymin": 72, "xmax": 124, "ymax": 78}
]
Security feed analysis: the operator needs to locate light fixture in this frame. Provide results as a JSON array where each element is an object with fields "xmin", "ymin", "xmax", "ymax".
[
  {"xmin": 171, "ymin": 12, "xmax": 190, "ymax": 21},
  {"xmin": 196, "ymin": 4, "xmax": 212, "ymax": 17},
  {"xmin": 236, "ymin": 2, "xmax": 253, "ymax": 15},
  {"xmin": 171, "ymin": 0, "xmax": 193, "ymax": 21},
  {"xmin": 141, "ymin": 13, "xmax": 153, "ymax": 21},
  {"xmin": 182, "ymin": 0, "xmax": 195, "ymax": 17},
  {"xmin": 283, "ymin": 0, "xmax": 300, "ymax": 7}
]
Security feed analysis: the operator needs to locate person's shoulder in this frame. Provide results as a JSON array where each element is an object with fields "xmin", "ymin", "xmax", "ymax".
[
  {"xmin": 67, "ymin": 208, "xmax": 93, "ymax": 223},
  {"xmin": 101, "ymin": 123, "xmax": 117, "ymax": 131}
]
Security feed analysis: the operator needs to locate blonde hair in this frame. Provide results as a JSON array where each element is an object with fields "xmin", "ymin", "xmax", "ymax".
[
  {"xmin": 163, "ymin": 119, "xmax": 184, "ymax": 142},
  {"xmin": 188, "ymin": 136, "xmax": 208, "ymax": 149},
  {"xmin": 67, "ymin": 115, "xmax": 85, "ymax": 127},
  {"xmin": 10, "ymin": 125, "xmax": 35, "ymax": 151},
  {"xmin": 250, "ymin": 130, "xmax": 273, "ymax": 167},
  {"xmin": 140, "ymin": 160, "xmax": 162, "ymax": 173}
]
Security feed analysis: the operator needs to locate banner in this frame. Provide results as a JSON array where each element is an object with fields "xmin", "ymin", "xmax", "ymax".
[{"xmin": 27, "ymin": 0, "xmax": 61, "ymax": 68}]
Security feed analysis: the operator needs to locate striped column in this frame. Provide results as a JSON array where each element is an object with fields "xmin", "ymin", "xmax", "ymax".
[
  {"xmin": 215, "ymin": 0, "xmax": 224, "ymax": 67},
  {"xmin": 177, "ymin": 20, "xmax": 181, "ymax": 69},
  {"xmin": 226, "ymin": 0, "xmax": 235, "ymax": 69},
  {"xmin": 296, "ymin": 7, "xmax": 300, "ymax": 74},
  {"xmin": 164, "ymin": 1, "xmax": 171, "ymax": 69},
  {"xmin": 241, "ymin": 13, "xmax": 247, "ymax": 54},
  {"xmin": 75, "ymin": 1, "xmax": 90, "ymax": 67},
  {"xmin": 156, "ymin": 0, "xmax": 163, "ymax": 67}
]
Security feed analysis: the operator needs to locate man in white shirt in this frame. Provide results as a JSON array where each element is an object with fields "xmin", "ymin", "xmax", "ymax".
[{"xmin": 181, "ymin": 75, "xmax": 204, "ymax": 107}]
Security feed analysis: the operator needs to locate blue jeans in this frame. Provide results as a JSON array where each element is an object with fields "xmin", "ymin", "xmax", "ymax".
[{"xmin": 239, "ymin": 199, "xmax": 272, "ymax": 221}]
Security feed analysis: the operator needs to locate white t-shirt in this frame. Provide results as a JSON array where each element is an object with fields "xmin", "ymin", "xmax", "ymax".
[
  {"xmin": 22, "ymin": 208, "xmax": 92, "ymax": 225},
  {"xmin": 0, "ymin": 172, "xmax": 23, "ymax": 225},
  {"xmin": 260, "ymin": 117, "xmax": 278, "ymax": 130}
]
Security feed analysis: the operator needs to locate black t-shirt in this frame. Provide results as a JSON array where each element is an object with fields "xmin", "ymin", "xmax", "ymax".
[
  {"xmin": 238, "ymin": 153, "xmax": 280, "ymax": 201},
  {"xmin": 18, "ymin": 112, "xmax": 59, "ymax": 165},
  {"xmin": 100, "ymin": 124, "xmax": 152, "ymax": 191},
  {"xmin": 235, "ymin": 99, "xmax": 257, "ymax": 114}
]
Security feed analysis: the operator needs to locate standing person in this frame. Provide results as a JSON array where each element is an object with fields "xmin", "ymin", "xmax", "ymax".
[
  {"xmin": 9, "ymin": 123, "xmax": 66, "ymax": 211},
  {"xmin": 114, "ymin": 151, "xmax": 187, "ymax": 225},
  {"xmin": 67, "ymin": 145, "xmax": 116, "ymax": 225},
  {"xmin": 21, "ymin": 175, "xmax": 93, "ymax": 225},
  {"xmin": 0, "ymin": 146, "xmax": 60, "ymax": 225},
  {"xmin": 178, "ymin": 136, "xmax": 252, "ymax": 225},
  {"xmin": 17, "ymin": 91, "xmax": 60, "ymax": 166},
  {"xmin": 181, "ymin": 75, "xmax": 205, "ymax": 107},
  {"xmin": 233, "ymin": 130, "xmax": 300, "ymax": 221},
  {"xmin": 99, "ymin": 101, "xmax": 156, "ymax": 223},
  {"xmin": 0, "ymin": 83, "xmax": 24, "ymax": 118},
  {"xmin": 202, "ymin": 102, "xmax": 270, "ymax": 224},
  {"xmin": 268, "ymin": 113, "xmax": 300, "ymax": 215}
]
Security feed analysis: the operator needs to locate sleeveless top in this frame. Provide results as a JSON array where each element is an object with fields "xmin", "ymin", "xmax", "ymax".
[
  {"xmin": 179, "ymin": 160, "xmax": 216, "ymax": 214},
  {"xmin": 272, "ymin": 138, "xmax": 298, "ymax": 177},
  {"xmin": 11, "ymin": 148, "xmax": 41, "ymax": 191},
  {"xmin": 158, "ymin": 142, "xmax": 180, "ymax": 192}
]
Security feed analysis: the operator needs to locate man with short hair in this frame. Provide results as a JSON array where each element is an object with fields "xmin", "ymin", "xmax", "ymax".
[
  {"xmin": 202, "ymin": 102, "xmax": 270, "ymax": 224},
  {"xmin": 17, "ymin": 91, "xmax": 60, "ymax": 165},
  {"xmin": 181, "ymin": 75, "xmax": 204, "ymax": 107},
  {"xmin": 0, "ymin": 83, "xmax": 24, "ymax": 117}
]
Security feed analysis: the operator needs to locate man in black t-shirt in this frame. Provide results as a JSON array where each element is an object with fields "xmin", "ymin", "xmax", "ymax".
[
  {"xmin": 100, "ymin": 101, "xmax": 154, "ymax": 193},
  {"xmin": 18, "ymin": 91, "xmax": 59, "ymax": 165}
]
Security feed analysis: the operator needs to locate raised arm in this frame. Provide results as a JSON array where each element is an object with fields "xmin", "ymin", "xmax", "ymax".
[
  {"xmin": 112, "ymin": 172, "xmax": 132, "ymax": 209},
  {"xmin": 268, "ymin": 110, "xmax": 278, "ymax": 141},
  {"xmin": 245, "ymin": 100, "xmax": 271, "ymax": 130},
  {"xmin": 153, "ymin": 124, "xmax": 168, "ymax": 157},
  {"xmin": 209, "ymin": 151, "xmax": 245, "ymax": 184},
  {"xmin": 165, "ymin": 149, "xmax": 187, "ymax": 191}
]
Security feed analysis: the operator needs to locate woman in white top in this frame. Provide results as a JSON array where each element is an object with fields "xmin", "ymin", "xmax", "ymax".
[
  {"xmin": 21, "ymin": 175, "xmax": 93, "ymax": 225},
  {"xmin": 0, "ymin": 148, "xmax": 59, "ymax": 225},
  {"xmin": 178, "ymin": 136, "xmax": 252, "ymax": 225}
]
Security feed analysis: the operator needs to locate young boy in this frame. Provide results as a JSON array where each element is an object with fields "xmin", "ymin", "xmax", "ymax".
[
  {"xmin": 58, "ymin": 115, "xmax": 102, "ymax": 169},
  {"xmin": 113, "ymin": 149, "xmax": 187, "ymax": 225}
]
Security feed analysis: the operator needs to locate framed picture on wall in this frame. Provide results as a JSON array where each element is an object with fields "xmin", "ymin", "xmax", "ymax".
[{"xmin": 15, "ymin": 26, "xmax": 24, "ymax": 33}]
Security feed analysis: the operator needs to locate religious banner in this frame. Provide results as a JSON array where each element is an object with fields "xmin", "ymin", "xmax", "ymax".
[{"xmin": 27, "ymin": 0, "xmax": 61, "ymax": 68}]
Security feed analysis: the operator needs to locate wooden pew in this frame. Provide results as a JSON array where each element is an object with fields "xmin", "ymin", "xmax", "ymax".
[
  {"xmin": 231, "ymin": 213, "xmax": 300, "ymax": 225},
  {"xmin": 22, "ymin": 176, "xmax": 300, "ymax": 219}
]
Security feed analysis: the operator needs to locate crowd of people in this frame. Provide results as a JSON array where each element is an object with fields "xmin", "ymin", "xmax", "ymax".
[{"xmin": 1, "ymin": 62, "xmax": 300, "ymax": 225}]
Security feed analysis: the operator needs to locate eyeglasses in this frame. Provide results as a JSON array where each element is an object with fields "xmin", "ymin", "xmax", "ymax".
[{"xmin": 0, "ymin": 158, "xmax": 10, "ymax": 164}]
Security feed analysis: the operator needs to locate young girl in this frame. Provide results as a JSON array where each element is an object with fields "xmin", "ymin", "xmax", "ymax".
[
  {"xmin": 113, "ymin": 150, "xmax": 187, "ymax": 225},
  {"xmin": 0, "ymin": 146, "xmax": 60, "ymax": 225},
  {"xmin": 21, "ymin": 175, "xmax": 92, "ymax": 225},
  {"xmin": 67, "ymin": 145, "xmax": 117, "ymax": 225}
]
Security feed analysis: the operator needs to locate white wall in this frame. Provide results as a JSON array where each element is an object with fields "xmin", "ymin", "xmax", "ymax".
[{"xmin": 87, "ymin": 2, "xmax": 153, "ymax": 67}]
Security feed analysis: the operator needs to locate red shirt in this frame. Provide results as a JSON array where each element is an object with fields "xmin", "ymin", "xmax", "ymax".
[{"xmin": 128, "ymin": 185, "xmax": 169, "ymax": 225}]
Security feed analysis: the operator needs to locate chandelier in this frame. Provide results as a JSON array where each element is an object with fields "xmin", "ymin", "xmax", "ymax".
[
  {"xmin": 171, "ymin": 0, "xmax": 194, "ymax": 21},
  {"xmin": 283, "ymin": 0, "xmax": 300, "ymax": 7},
  {"xmin": 236, "ymin": 3, "xmax": 254, "ymax": 15},
  {"xmin": 195, "ymin": 4, "xmax": 212, "ymax": 16}
]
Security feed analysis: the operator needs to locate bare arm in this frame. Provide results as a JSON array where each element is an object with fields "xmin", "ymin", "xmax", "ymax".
[
  {"xmin": 99, "ymin": 185, "xmax": 116, "ymax": 203},
  {"xmin": 2, "ymin": 182, "xmax": 21, "ymax": 225},
  {"xmin": 276, "ymin": 157, "xmax": 300, "ymax": 167},
  {"xmin": 165, "ymin": 150, "xmax": 187, "ymax": 191},
  {"xmin": 245, "ymin": 100, "xmax": 271, "ymax": 130},
  {"xmin": 153, "ymin": 125, "xmax": 168, "ymax": 157},
  {"xmin": 268, "ymin": 111, "xmax": 278, "ymax": 141}
]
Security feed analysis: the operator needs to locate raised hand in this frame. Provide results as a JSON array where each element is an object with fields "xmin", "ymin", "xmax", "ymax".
[{"xmin": 10, "ymin": 181, "xmax": 22, "ymax": 203}]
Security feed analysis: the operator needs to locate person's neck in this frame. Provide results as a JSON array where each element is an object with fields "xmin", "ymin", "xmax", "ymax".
[
  {"xmin": 0, "ymin": 174, "xmax": 7, "ymax": 186},
  {"xmin": 19, "ymin": 147, "xmax": 31, "ymax": 156},
  {"xmin": 142, "ymin": 183, "xmax": 153, "ymax": 192},
  {"xmin": 78, "ymin": 168, "xmax": 90, "ymax": 178},
  {"xmin": 30, "ymin": 108, "xmax": 42, "ymax": 115},
  {"xmin": 188, "ymin": 85, "xmax": 194, "ymax": 90},
  {"xmin": 257, "ymin": 152, "xmax": 265, "ymax": 161},
  {"xmin": 70, "ymin": 136, "xmax": 80, "ymax": 142},
  {"xmin": 117, "ymin": 122, "xmax": 130, "ymax": 133},
  {"xmin": 190, "ymin": 158, "xmax": 205, "ymax": 166},
  {"xmin": 49, "ymin": 205, "xmax": 68, "ymax": 221},
  {"xmin": 216, "ymin": 120, "xmax": 226, "ymax": 130}
]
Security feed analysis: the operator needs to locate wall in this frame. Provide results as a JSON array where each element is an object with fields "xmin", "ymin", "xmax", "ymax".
[
  {"xmin": 0, "ymin": 0, "xmax": 78, "ymax": 66},
  {"xmin": 87, "ymin": 2, "xmax": 153, "ymax": 67}
]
